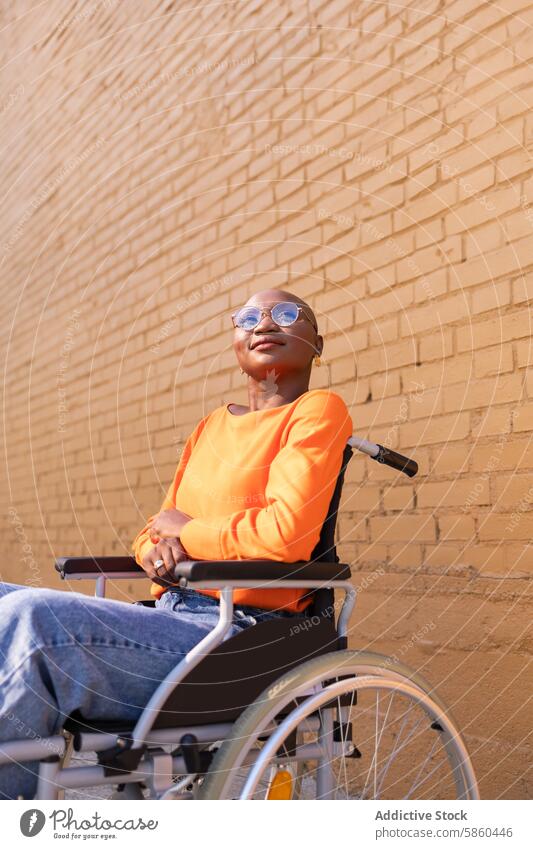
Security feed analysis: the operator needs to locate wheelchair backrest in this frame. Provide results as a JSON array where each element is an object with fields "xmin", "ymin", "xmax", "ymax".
[{"xmin": 307, "ymin": 440, "xmax": 353, "ymax": 620}]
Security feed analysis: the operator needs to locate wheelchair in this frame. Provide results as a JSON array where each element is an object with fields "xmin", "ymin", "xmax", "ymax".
[{"xmin": 2, "ymin": 436, "xmax": 479, "ymax": 800}]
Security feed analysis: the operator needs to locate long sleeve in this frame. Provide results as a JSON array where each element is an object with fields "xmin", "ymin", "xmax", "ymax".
[
  {"xmin": 179, "ymin": 392, "xmax": 353, "ymax": 562},
  {"xmin": 131, "ymin": 415, "xmax": 209, "ymax": 567}
]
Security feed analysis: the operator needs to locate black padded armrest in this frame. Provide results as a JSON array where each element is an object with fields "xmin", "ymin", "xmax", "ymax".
[
  {"xmin": 55, "ymin": 556, "xmax": 351, "ymax": 582},
  {"xmin": 172, "ymin": 560, "xmax": 352, "ymax": 582},
  {"xmin": 55, "ymin": 556, "xmax": 144, "ymax": 577}
]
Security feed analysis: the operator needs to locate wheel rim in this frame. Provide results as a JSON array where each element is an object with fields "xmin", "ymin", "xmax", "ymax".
[{"xmin": 212, "ymin": 675, "xmax": 478, "ymax": 800}]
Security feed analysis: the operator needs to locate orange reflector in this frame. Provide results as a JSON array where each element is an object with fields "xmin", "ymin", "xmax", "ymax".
[{"xmin": 266, "ymin": 768, "xmax": 293, "ymax": 800}]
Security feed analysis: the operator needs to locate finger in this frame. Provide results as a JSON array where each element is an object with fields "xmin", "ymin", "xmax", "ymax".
[
  {"xmin": 153, "ymin": 567, "xmax": 176, "ymax": 587},
  {"xmin": 169, "ymin": 541, "xmax": 184, "ymax": 560},
  {"xmin": 160, "ymin": 543, "xmax": 176, "ymax": 572},
  {"xmin": 170, "ymin": 541, "xmax": 188, "ymax": 564},
  {"xmin": 142, "ymin": 546, "xmax": 163, "ymax": 579}
]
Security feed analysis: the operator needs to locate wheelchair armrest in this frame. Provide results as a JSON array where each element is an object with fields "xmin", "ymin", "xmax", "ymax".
[
  {"xmin": 55, "ymin": 556, "xmax": 145, "ymax": 579},
  {"xmin": 171, "ymin": 559, "xmax": 352, "ymax": 582},
  {"xmin": 55, "ymin": 556, "xmax": 352, "ymax": 584}
]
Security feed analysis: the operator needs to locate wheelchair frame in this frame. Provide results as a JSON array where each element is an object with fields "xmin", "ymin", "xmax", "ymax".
[{"xmin": 4, "ymin": 435, "xmax": 476, "ymax": 801}]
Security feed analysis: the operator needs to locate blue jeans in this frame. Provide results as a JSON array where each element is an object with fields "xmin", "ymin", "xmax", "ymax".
[{"xmin": 0, "ymin": 581, "xmax": 294, "ymax": 799}]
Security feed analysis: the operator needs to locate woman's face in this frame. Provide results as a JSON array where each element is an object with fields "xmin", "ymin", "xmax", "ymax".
[{"xmin": 232, "ymin": 292, "xmax": 323, "ymax": 380}]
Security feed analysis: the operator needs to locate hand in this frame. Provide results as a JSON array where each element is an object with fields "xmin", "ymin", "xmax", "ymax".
[
  {"xmin": 141, "ymin": 537, "xmax": 189, "ymax": 587},
  {"xmin": 148, "ymin": 508, "xmax": 192, "ymax": 541}
]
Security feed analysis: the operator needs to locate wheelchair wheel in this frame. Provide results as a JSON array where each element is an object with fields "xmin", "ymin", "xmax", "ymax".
[{"xmin": 198, "ymin": 650, "xmax": 479, "ymax": 800}]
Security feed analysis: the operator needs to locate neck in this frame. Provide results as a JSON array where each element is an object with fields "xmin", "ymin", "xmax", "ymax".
[{"xmin": 246, "ymin": 372, "xmax": 311, "ymax": 412}]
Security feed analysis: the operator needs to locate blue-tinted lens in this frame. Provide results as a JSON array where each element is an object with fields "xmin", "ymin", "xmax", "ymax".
[
  {"xmin": 235, "ymin": 307, "xmax": 261, "ymax": 329},
  {"xmin": 271, "ymin": 302, "xmax": 299, "ymax": 326}
]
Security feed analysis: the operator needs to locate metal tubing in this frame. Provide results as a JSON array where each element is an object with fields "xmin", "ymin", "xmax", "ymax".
[
  {"xmin": 337, "ymin": 585, "xmax": 357, "ymax": 641},
  {"xmin": 74, "ymin": 722, "xmax": 237, "ymax": 753},
  {"xmin": 348, "ymin": 436, "xmax": 380, "ymax": 458},
  {"xmin": 94, "ymin": 576, "xmax": 107, "ymax": 598},
  {"xmin": 130, "ymin": 587, "xmax": 235, "ymax": 749},
  {"xmin": 0, "ymin": 736, "xmax": 66, "ymax": 766},
  {"xmin": 35, "ymin": 758, "xmax": 62, "ymax": 800},
  {"xmin": 316, "ymin": 708, "xmax": 336, "ymax": 800}
]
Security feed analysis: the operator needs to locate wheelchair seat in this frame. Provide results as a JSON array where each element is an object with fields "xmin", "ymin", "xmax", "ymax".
[{"xmin": 64, "ymin": 613, "xmax": 339, "ymax": 745}]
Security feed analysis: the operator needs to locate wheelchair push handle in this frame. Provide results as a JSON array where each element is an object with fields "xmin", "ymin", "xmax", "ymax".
[{"xmin": 348, "ymin": 436, "xmax": 418, "ymax": 478}]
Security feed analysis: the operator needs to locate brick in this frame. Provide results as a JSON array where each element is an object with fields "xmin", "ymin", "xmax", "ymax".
[
  {"xmin": 513, "ymin": 403, "xmax": 533, "ymax": 433},
  {"xmin": 478, "ymin": 514, "xmax": 533, "ymax": 541},
  {"xmin": 472, "ymin": 406, "xmax": 513, "ymax": 438},
  {"xmin": 413, "ymin": 268, "xmax": 448, "ymax": 302},
  {"xmin": 474, "ymin": 343, "xmax": 513, "ymax": 378},
  {"xmin": 438, "ymin": 515, "xmax": 476, "ymax": 540},
  {"xmin": 419, "ymin": 328, "xmax": 454, "ymax": 362},
  {"xmin": 355, "ymin": 394, "xmax": 412, "ymax": 427},
  {"xmin": 369, "ymin": 317, "xmax": 398, "ymax": 345},
  {"xmin": 516, "ymin": 340, "xmax": 533, "ymax": 368},
  {"xmin": 384, "ymin": 338, "xmax": 417, "ymax": 369},
  {"xmin": 370, "ymin": 371, "xmax": 401, "ymax": 399},
  {"xmin": 388, "ymin": 543, "xmax": 424, "ymax": 568},
  {"xmin": 337, "ymin": 514, "xmax": 368, "ymax": 541},
  {"xmin": 400, "ymin": 293, "xmax": 466, "ymax": 336},
  {"xmin": 408, "ymin": 386, "xmax": 443, "ymax": 419},
  {"xmin": 419, "ymin": 478, "xmax": 491, "ymax": 509},
  {"xmin": 356, "ymin": 283, "xmax": 414, "ymax": 323},
  {"xmin": 331, "ymin": 354, "xmax": 357, "ymax": 383},
  {"xmin": 366, "ymin": 263, "xmax": 396, "ymax": 294},
  {"xmin": 512, "ymin": 274, "xmax": 533, "ymax": 304},
  {"xmin": 369, "ymin": 515, "xmax": 437, "ymax": 542},
  {"xmin": 343, "ymin": 485, "xmax": 381, "ymax": 513},
  {"xmin": 401, "ymin": 353, "xmax": 473, "ymax": 389},
  {"xmin": 324, "ymin": 256, "xmax": 352, "ymax": 284},
  {"xmin": 401, "ymin": 412, "xmax": 470, "ymax": 446},
  {"xmin": 450, "ymin": 236, "xmax": 531, "ymax": 290},
  {"xmin": 492, "ymin": 474, "xmax": 533, "ymax": 509},
  {"xmin": 443, "ymin": 373, "xmax": 524, "ymax": 413},
  {"xmin": 383, "ymin": 486, "xmax": 414, "ymax": 510},
  {"xmin": 424, "ymin": 543, "xmax": 469, "ymax": 570},
  {"xmin": 527, "ymin": 368, "xmax": 533, "ymax": 398},
  {"xmin": 457, "ymin": 312, "xmax": 532, "ymax": 351},
  {"xmin": 471, "ymin": 279, "xmax": 512, "ymax": 315},
  {"xmin": 471, "ymin": 543, "xmax": 531, "ymax": 577},
  {"xmin": 470, "ymin": 435, "xmax": 532, "ymax": 473},
  {"xmin": 429, "ymin": 443, "xmax": 471, "ymax": 475}
]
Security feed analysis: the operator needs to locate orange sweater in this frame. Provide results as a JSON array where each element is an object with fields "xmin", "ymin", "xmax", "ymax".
[{"xmin": 131, "ymin": 389, "xmax": 353, "ymax": 613}]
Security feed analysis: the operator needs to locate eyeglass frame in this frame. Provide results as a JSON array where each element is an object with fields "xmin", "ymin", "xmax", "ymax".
[{"xmin": 231, "ymin": 301, "xmax": 318, "ymax": 332}]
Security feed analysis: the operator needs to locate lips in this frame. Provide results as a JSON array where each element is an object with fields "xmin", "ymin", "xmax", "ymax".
[{"xmin": 251, "ymin": 336, "xmax": 285, "ymax": 350}]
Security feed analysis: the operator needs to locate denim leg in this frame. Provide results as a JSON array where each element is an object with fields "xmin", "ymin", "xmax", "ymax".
[
  {"xmin": 0, "ymin": 583, "xmax": 245, "ymax": 800},
  {"xmin": 0, "ymin": 581, "xmax": 29, "ymax": 600}
]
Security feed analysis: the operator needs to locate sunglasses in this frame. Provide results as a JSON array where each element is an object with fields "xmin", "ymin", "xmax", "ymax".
[{"xmin": 231, "ymin": 301, "xmax": 317, "ymax": 332}]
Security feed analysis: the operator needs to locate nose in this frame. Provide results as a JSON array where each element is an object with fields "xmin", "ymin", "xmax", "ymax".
[{"xmin": 253, "ymin": 310, "xmax": 278, "ymax": 332}]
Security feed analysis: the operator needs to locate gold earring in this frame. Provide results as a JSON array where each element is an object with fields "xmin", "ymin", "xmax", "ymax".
[{"xmin": 313, "ymin": 354, "xmax": 321, "ymax": 367}]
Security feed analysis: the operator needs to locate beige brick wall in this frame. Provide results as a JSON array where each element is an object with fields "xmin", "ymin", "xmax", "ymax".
[{"xmin": 1, "ymin": 0, "xmax": 531, "ymax": 798}]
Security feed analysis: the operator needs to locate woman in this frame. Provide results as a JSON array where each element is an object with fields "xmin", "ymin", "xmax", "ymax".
[{"xmin": 0, "ymin": 288, "xmax": 352, "ymax": 799}]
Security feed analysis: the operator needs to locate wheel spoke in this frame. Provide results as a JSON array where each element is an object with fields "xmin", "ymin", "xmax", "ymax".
[
  {"xmin": 361, "ymin": 689, "xmax": 395, "ymax": 799},
  {"xmin": 404, "ymin": 735, "xmax": 442, "ymax": 799},
  {"xmin": 199, "ymin": 657, "xmax": 478, "ymax": 802},
  {"xmin": 374, "ymin": 713, "xmax": 426, "ymax": 797},
  {"xmin": 374, "ymin": 705, "xmax": 412, "ymax": 797}
]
